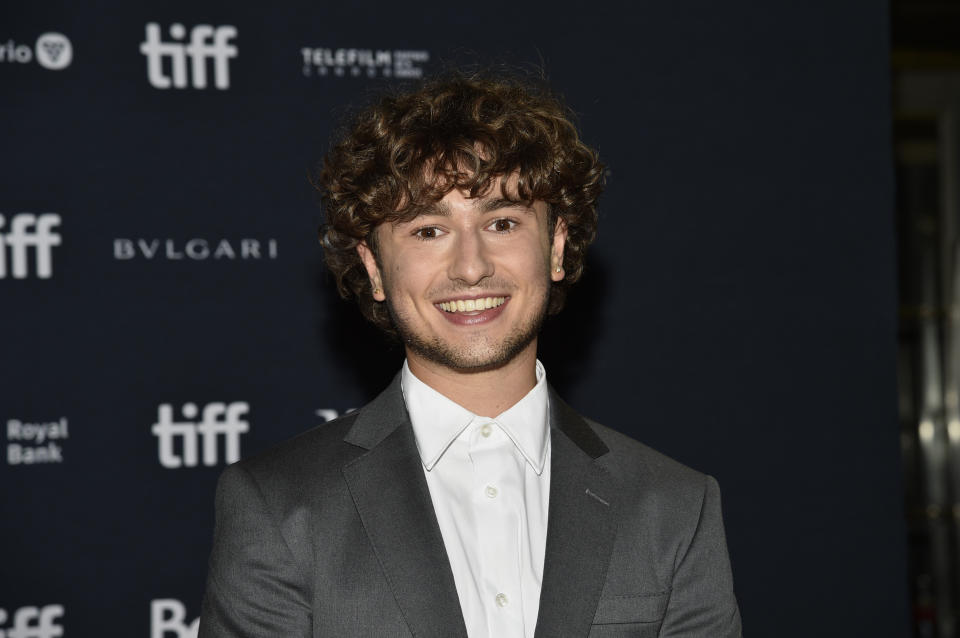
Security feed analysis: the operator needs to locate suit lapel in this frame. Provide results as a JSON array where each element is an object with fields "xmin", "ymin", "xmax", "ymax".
[
  {"xmin": 341, "ymin": 376, "xmax": 468, "ymax": 638},
  {"xmin": 534, "ymin": 390, "xmax": 620, "ymax": 638}
]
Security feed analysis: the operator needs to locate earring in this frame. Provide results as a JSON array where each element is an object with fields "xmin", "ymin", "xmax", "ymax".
[
  {"xmin": 373, "ymin": 287, "xmax": 381, "ymax": 295},
  {"xmin": 555, "ymin": 266, "xmax": 562, "ymax": 273}
]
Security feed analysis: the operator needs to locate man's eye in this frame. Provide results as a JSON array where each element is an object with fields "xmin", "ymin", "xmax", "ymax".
[
  {"xmin": 414, "ymin": 227, "xmax": 440, "ymax": 240},
  {"xmin": 490, "ymin": 219, "xmax": 516, "ymax": 232}
]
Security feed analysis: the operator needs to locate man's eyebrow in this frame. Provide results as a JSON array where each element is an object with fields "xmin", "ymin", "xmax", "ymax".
[
  {"xmin": 475, "ymin": 198, "xmax": 534, "ymax": 214},
  {"xmin": 406, "ymin": 201, "xmax": 451, "ymax": 218}
]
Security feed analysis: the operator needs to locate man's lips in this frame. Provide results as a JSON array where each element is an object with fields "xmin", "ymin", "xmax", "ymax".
[{"xmin": 433, "ymin": 295, "xmax": 510, "ymax": 326}]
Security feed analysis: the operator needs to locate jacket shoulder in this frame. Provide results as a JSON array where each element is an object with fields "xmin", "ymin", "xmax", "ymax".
[{"xmin": 224, "ymin": 411, "xmax": 363, "ymax": 495}]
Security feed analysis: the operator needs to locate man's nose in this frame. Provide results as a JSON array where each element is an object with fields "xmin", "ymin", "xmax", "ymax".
[{"xmin": 447, "ymin": 229, "xmax": 494, "ymax": 285}]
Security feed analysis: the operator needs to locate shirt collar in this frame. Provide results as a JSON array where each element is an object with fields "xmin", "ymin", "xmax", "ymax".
[{"xmin": 401, "ymin": 359, "xmax": 550, "ymax": 474}]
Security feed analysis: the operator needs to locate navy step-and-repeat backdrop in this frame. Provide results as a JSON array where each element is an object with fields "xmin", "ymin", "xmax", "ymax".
[{"xmin": 2, "ymin": 1, "xmax": 908, "ymax": 636}]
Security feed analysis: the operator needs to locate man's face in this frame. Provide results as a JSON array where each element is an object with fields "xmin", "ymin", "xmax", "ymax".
[{"xmin": 357, "ymin": 178, "xmax": 567, "ymax": 373}]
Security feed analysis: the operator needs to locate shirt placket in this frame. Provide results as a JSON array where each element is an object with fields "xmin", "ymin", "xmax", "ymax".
[{"xmin": 469, "ymin": 419, "xmax": 524, "ymax": 637}]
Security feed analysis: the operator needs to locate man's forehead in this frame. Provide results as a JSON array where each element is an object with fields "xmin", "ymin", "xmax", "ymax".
[
  {"xmin": 419, "ymin": 164, "xmax": 523, "ymax": 199},
  {"xmin": 419, "ymin": 195, "xmax": 537, "ymax": 217}
]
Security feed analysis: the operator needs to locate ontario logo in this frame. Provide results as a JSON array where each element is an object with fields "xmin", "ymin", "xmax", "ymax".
[{"xmin": 0, "ymin": 32, "xmax": 72, "ymax": 70}]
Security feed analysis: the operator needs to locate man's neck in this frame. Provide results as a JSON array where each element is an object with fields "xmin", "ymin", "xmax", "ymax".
[{"xmin": 405, "ymin": 341, "xmax": 540, "ymax": 417}]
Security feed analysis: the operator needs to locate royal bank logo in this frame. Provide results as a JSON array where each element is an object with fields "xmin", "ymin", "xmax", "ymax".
[
  {"xmin": 0, "ymin": 33, "xmax": 72, "ymax": 70},
  {"xmin": 141, "ymin": 23, "xmax": 237, "ymax": 89},
  {"xmin": 152, "ymin": 402, "xmax": 249, "ymax": 468},
  {"xmin": 6, "ymin": 417, "xmax": 69, "ymax": 465},
  {"xmin": 113, "ymin": 237, "xmax": 278, "ymax": 261},
  {"xmin": 301, "ymin": 47, "xmax": 429, "ymax": 79},
  {"xmin": 151, "ymin": 599, "xmax": 198, "ymax": 638},
  {"xmin": 0, "ymin": 605, "xmax": 65, "ymax": 638},
  {"xmin": 0, "ymin": 213, "xmax": 61, "ymax": 279}
]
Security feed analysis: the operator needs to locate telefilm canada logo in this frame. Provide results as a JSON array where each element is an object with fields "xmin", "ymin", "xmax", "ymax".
[
  {"xmin": 0, "ymin": 213, "xmax": 62, "ymax": 279},
  {"xmin": 113, "ymin": 237, "xmax": 278, "ymax": 261},
  {"xmin": 0, "ymin": 32, "xmax": 72, "ymax": 70},
  {"xmin": 152, "ymin": 402, "xmax": 249, "ymax": 468},
  {"xmin": 301, "ymin": 46, "xmax": 429, "ymax": 79},
  {"xmin": 0, "ymin": 604, "xmax": 65, "ymax": 637},
  {"xmin": 6, "ymin": 417, "xmax": 69, "ymax": 465},
  {"xmin": 151, "ymin": 599, "xmax": 198, "ymax": 638},
  {"xmin": 141, "ymin": 23, "xmax": 237, "ymax": 89}
]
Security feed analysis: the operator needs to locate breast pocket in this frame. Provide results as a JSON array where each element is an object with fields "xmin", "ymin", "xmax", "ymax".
[{"xmin": 588, "ymin": 591, "xmax": 669, "ymax": 638}]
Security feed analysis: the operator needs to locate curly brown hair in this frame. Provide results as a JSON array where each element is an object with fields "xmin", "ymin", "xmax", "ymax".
[{"xmin": 317, "ymin": 70, "xmax": 604, "ymax": 334}]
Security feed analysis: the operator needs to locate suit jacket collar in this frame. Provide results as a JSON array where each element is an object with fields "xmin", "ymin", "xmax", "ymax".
[
  {"xmin": 548, "ymin": 386, "xmax": 610, "ymax": 459},
  {"xmin": 342, "ymin": 372, "xmax": 410, "ymax": 451},
  {"xmin": 341, "ymin": 374, "xmax": 469, "ymax": 637},
  {"xmin": 342, "ymin": 374, "xmax": 619, "ymax": 637},
  {"xmin": 535, "ymin": 391, "xmax": 619, "ymax": 637}
]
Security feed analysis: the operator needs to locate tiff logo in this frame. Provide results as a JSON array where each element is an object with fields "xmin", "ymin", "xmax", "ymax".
[
  {"xmin": 151, "ymin": 599, "xmax": 198, "ymax": 638},
  {"xmin": 152, "ymin": 402, "xmax": 248, "ymax": 468},
  {"xmin": 0, "ymin": 213, "xmax": 61, "ymax": 279},
  {"xmin": 0, "ymin": 605, "xmax": 64, "ymax": 638},
  {"xmin": 140, "ymin": 23, "xmax": 237, "ymax": 90}
]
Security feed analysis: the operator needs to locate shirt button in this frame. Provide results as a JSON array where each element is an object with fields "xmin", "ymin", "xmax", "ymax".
[
  {"xmin": 485, "ymin": 485, "xmax": 498, "ymax": 498},
  {"xmin": 495, "ymin": 593, "xmax": 509, "ymax": 607},
  {"xmin": 480, "ymin": 423, "xmax": 493, "ymax": 437}
]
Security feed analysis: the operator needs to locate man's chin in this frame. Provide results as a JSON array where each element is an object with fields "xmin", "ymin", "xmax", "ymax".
[
  {"xmin": 404, "ymin": 339, "xmax": 534, "ymax": 374},
  {"xmin": 397, "ymin": 322, "xmax": 541, "ymax": 374}
]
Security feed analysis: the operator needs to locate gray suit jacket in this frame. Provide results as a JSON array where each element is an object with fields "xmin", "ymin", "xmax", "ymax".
[{"xmin": 199, "ymin": 376, "xmax": 742, "ymax": 637}]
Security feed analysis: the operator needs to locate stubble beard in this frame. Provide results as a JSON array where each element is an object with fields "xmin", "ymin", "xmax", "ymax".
[{"xmin": 385, "ymin": 284, "xmax": 550, "ymax": 373}]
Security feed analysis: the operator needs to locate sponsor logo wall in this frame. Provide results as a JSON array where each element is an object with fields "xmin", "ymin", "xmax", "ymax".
[{"xmin": 0, "ymin": 3, "xmax": 906, "ymax": 637}]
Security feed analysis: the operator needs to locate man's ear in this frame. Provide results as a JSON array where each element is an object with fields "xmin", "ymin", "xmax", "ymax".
[
  {"xmin": 356, "ymin": 240, "xmax": 386, "ymax": 301},
  {"xmin": 551, "ymin": 216, "xmax": 568, "ymax": 282}
]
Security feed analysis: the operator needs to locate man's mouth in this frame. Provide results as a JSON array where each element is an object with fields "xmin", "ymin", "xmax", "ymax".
[{"xmin": 437, "ymin": 296, "xmax": 507, "ymax": 313}]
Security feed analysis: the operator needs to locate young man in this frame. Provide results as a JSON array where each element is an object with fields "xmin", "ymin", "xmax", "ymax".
[{"xmin": 199, "ymin": 73, "xmax": 742, "ymax": 637}]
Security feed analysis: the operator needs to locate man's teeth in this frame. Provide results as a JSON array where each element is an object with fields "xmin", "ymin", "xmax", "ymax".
[{"xmin": 439, "ymin": 297, "xmax": 506, "ymax": 313}]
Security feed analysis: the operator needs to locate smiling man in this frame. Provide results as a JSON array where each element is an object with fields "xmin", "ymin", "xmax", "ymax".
[
  {"xmin": 356, "ymin": 183, "xmax": 565, "ymax": 416},
  {"xmin": 199, "ymin": 72, "xmax": 742, "ymax": 637}
]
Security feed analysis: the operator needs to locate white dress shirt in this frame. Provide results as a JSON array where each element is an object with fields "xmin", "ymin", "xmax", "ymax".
[{"xmin": 401, "ymin": 360, "xmax": 551, "ymax": 638}]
